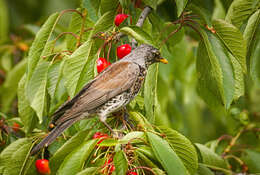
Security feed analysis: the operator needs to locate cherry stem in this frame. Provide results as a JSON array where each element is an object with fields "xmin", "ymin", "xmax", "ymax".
[
  {"xmin": 222, "ymin": 128, "xmax": 244, "ymax": 156},
  {"xmin": 127, "ymin": 166, "xmax": 156, "ymax": 175},
  {"xmin": 224, "ymin": 155, "xmax": 245, "ymax": 166},
  {"xmin": 107, "ymin": 42, "xmax": 112, "ymax": 61},
  {"xmin": 51, "ymin": 32, "xmax": 79, "ymax": 53},
  {"xmin": 76, "ymin": 9, "xmax": 87, "ymax": 48}
]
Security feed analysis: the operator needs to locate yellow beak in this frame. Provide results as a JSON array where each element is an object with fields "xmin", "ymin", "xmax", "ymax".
[{"xmin": 159, "ymin": 58, "xmax": 168, "ymax": 64}]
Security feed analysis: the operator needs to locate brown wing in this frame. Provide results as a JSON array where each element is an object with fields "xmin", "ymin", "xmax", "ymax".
[{"xmin": 54, "ymin": 61, "xmax": 140, "ymax": 125}]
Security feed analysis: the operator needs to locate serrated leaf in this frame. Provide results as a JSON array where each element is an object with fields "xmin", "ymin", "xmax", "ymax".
[
  {"xmin": 144, "ymin": 63, "xmax": 158, "ymax": 123},
  {"xmin": 114, "ymin": 150, "xmax": 128, "ymax": 175},
  {"xmin": 47, "ymin": 60, "xmax": 65, "ymax": 99},
  {"xmin": 27, "ymin": 61, "xmax": 50, "ymax": 122},
  {"xmin": 213, "ymin": 19, "xmax": 247, "ymax": 73},
  {"xmin": 50, "ymin": 129, "xmax": 94, "ymax": 174},
  {"xmin": 26, "ymin": 12, "xmax": 59, "ymax": 81},
  {"xmin": 147, "ymin": 132, "xmax": 189, "ymax": 175},
  {"xmin": 226, "ymin": 0, "xmax": 260, "ymax": 28},
  {"xmin": 1, "ymin": 59, "xmax": 26, "ymax": 113},
  {"xmin": 0, "ymin": 138, "xmax": 35, "ymax": 175},
  {"xmin": 18, "ymin": 75, "xmax": 38, "ymax": 134},
  {"xmin": 195, "ymin": 143, "xmax": 228, "ymax": 169},
  {"xmin": 63, "ymin": 40, "xmax": 97, "ymax": 97},
  {"xmin": 64, "ymin": 11, "xmax": 114, "ymax": 97},
  {"xmin": 174, "ymin": 0, "xmax": 188, "ymax": 17},
  {"xmin": 143, "ymin": 0, "xmax": 157, "ymax": 9},
  {"xmin": 57, "ymin": 139, "xmax": 98, "ymax": 175},
  {"xmin": 187, "ymin": 3, "xmax": 212, "ymax": 26},
  {"xmin": 197, "ymin": 30, "xmax": 239, "ymax": 110},
  {"xmin": 244, "ymin": 9, "xmax": 260, "ymax": 85},
  {"xmin": 159, "ymin": 126, "xmax": 198, "ymax": 175},
  {"xmin": 120, "ymin": 26, "xmax": 155, "ymax": 46}
]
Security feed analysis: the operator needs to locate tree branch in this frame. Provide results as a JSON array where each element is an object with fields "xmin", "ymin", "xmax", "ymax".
[{"xmin": 131, "ymin": 6, "xmax": 152, "ymax": 48}]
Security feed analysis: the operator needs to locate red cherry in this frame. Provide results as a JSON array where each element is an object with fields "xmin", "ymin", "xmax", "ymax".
[
  {"xmin": 12, "ymin": 122, "xmax": 20, "ymax": 132},
  {"xmin": 35, "ymin": 159, "xmax": 51, "ymax": 174},
  {"xmin": 114, "ymin": 14, "xmax": 129, "ymax": 26},
  {"xmin": 96, "ymin": 58, "xmax": 111, "ymax": 73},
  {"xmin": 93, "ymin": 132, "xmax": 109, "ymax": 144},
  {"xmin": 109, "ymin": 164, "xmax": 115, "ymax": 173},
  {"xmin": 117, "ymin": 44, "xmax": 132, "ymax": 59},
  {"xmin": 128, "ymin": 172, "xmax": 138, "ymax": 175}
]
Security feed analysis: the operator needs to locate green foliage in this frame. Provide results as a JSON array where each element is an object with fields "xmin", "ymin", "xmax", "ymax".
[{"xmin": 1, "ymin": 0, "xmax": 260, "ymax": 175}]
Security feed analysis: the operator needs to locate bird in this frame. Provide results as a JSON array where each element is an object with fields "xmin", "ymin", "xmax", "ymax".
[{"xmin": 30, "ymin": 44, "xmax": 168, "ymax": 155}]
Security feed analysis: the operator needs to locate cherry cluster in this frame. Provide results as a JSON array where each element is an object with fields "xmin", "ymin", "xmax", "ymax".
[{"xmin": 97, "ymin": 14, "xmax": 132, "ymax": 73}]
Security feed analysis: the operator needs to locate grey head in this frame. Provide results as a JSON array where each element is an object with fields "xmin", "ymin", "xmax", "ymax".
[{"xmin": 121, "ymin": 44, "xmax": 168, "ymax": 68}]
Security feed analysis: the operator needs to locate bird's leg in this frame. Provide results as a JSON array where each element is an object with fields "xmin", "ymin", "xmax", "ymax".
[
  {"xmin": 99, "ymin": 115, "xmax": 118, "ymax": 137},
  {"xmin": 122, "ymin": 107, "xmax": 134, "ymax": 130}
]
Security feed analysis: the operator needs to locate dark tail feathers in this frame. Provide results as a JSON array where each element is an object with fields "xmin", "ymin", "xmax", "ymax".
[{"xmin": 30, "ymin": 119, "xmax": 75, "ymax": 155}]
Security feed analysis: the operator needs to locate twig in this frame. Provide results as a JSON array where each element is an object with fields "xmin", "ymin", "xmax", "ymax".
[
  {"xmin": 131, "ymin": 6, "xmax": 152, "ymax": 49},
  {"xmin": 222, "ymin": 128, "xmax": 244, "ymax": 156}
]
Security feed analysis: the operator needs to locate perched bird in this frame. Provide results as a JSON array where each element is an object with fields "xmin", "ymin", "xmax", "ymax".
[{"xmin": 30, "ymin": 44, "xmax": 168, "ymax": 155}]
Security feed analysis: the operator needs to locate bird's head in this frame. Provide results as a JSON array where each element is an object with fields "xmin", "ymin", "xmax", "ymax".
[{"xmin": 122, "ymin": 44, "xmax": 168, "ymax": 68}]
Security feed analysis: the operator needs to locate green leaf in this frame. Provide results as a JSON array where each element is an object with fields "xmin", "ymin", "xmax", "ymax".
[
  {"xmin": 63, "ymin": 40, "xmax": 97, "ymax": 97},
  {"xmin": 47, "ymin": 60, "xmax": 65, "ymax": 99},
  {"xmin": 241, "ymin": 149, "xmax": 260, "ymax": 173},
  {"xmin": 195, "ymin": 163, "xmax": 214, "ymax": 175},
  {"xmin": 0, "ymin": 138, "xmax": 35, "ymax": 175},
  {"xmin": 0, "ymin": 0, "xmax": 8, "ymax": 43},
  {"xmin": 1, "ymin": 59, "xmax": 26, "ymax": 113},
  {"xmin": 213, "ymin": 19, "xmax": 247, "ymax": 73},
  {"xmin": 98, "ymin": 138, "xmax": 119, "ymax": 147},
  {"xmin": 64, "ymin": 11, "xmax": 114, "ymax": 97},
  {"xmin": 18, "ymin": 75, "xmax": 38, "ymax": 134},
  {"xmin": 26, "ymin": 12, "xmax": 59, "ymax": 81},
  {"xmin": 136, "ymin": 149, "xmax": 158, "ymax": 168},
  {"xmin": 244, "ymin": 9, "xmax": 260, "ymax": 85},
  {"xmin": 129, "ymin": 111, "xmax": 153, "ymax": 130},
  {"xmin": 57, "ymin": 139, "xmax": 98, "ymax": 175},
  {"xmin": 225, "ymin": 0, "xmax": 260, "ymax": 28},
  {"xmin": 187, "ymin": 3, "xmax": 212, "ymax": 26},
  {"xmin": 174, "ymin": 0, "xmax": 188, "ymax": 17},
  {"xmin": 119, "ymin": 131, "xmax": 145, "ymax": 144},
  {"xmin": 100, "ymin": 0, "xmax": 119, "ymax": 15},
  {"xmin": 81, "ymin": 0, "xmax": 100, "ymax": 22},
  {"xmin": 114, "ymin": 150, "xmax": 128, "ymax": 175},
  {"xmin": 27, "ymin": 61, "xmax": 50, "ymax": 122},
  {"xmin": 143, "ymin": 0, "xmax": 157, "ymax": 9},
  {"xmin": 159, "ymin": 126, "xmax": 198, "ymax": 175},
  {"xmin": 144, "ymin": 64, "xmax": 159, "ymax": 123},
  {"xmin": 76, "ymin": 167, "xmax": 98, "ymax": 175},
  {"xmin": 195, "ymin": 143, "xmax": 228, "ymax": 169},
  {"xmin": 120, "ymin": 26, "xmax": 155, "ymax": 46},
  {"xmin": 50, "ymin": 129, "xmax": 94, "ymax": 174},
  {"xmin": 147, "ymin": 132, "xmax": 189, "ymax": 175},
  {"xmin": 197, "ymin": 30, "xmax": 241, "ymax": 110}
]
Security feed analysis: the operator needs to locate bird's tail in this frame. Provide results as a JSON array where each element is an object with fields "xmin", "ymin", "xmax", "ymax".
[{"xmin": 30, "ymin": 119, "xmax": 75, "ymax": 155}]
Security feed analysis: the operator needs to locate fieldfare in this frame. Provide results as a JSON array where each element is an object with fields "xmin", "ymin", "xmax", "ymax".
[{"xmin": 31, "ymin": 44, "xmax": 168, "ymax": 155}]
